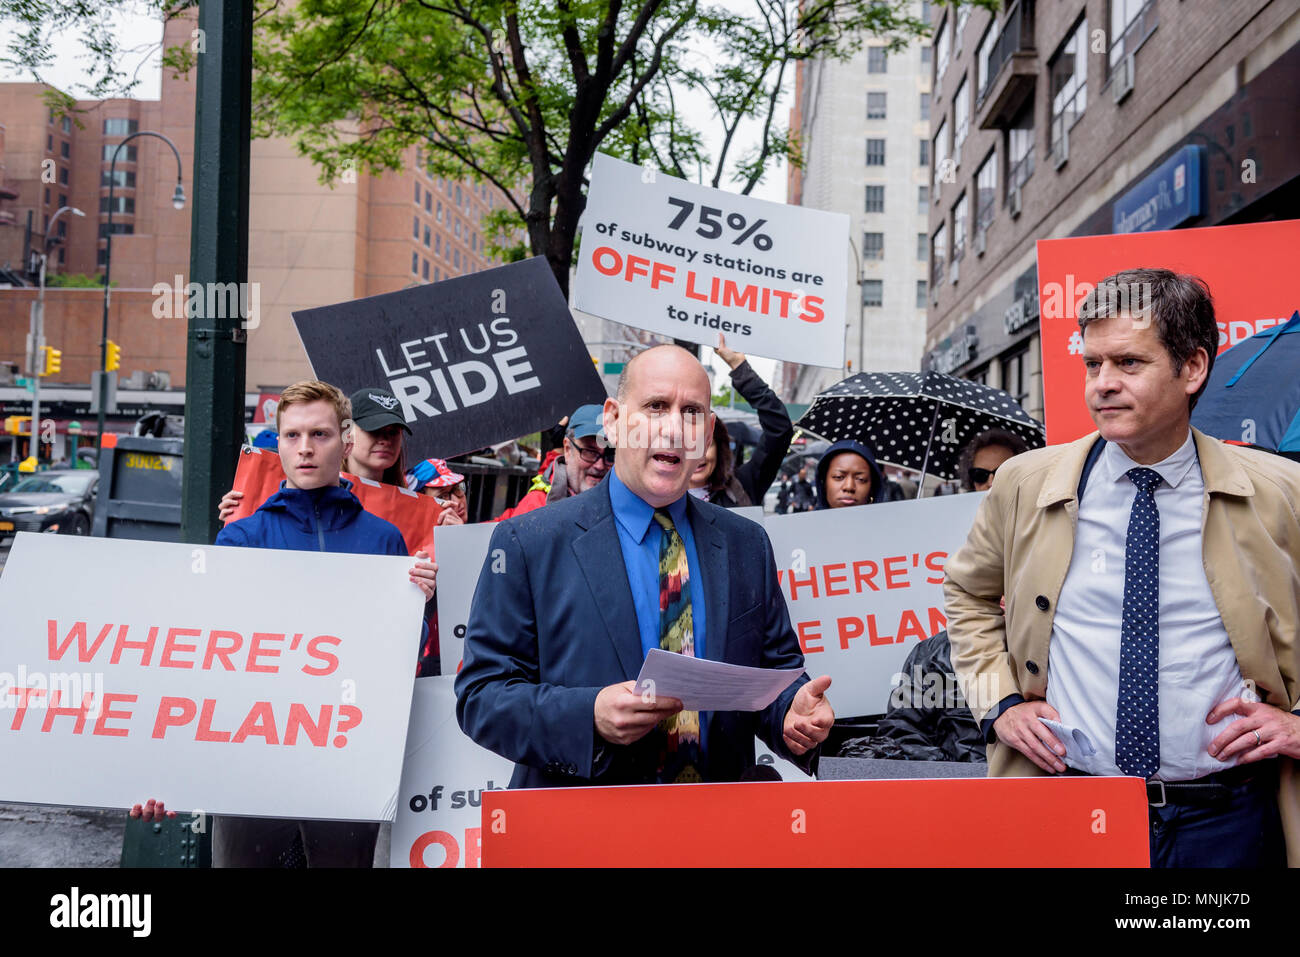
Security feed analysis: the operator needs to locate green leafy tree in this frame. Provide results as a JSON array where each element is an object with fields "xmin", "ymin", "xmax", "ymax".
[{"xmin": 3, "ymin": 1, "xmax": 988, "ymax": 296}]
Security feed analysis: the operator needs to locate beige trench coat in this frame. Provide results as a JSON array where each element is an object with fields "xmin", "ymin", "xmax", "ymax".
[{"xmin": 944, "ymin": 428, "xmax": 1300, "ymax": 865}]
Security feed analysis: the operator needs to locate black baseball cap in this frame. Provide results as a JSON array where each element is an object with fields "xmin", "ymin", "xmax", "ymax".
[{"xmin": 348, "ymin": 388, "xmax": 413, "ymax": 434}]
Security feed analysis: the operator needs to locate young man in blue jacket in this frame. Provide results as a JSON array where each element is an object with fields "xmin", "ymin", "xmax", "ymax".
[{"xmin": 211, "ymin": 379, "xmax": 434, "ymax": 866}]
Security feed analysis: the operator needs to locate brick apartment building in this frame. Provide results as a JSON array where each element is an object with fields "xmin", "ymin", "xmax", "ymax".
[
  {"xmin": 924, "ymin": 0, "xmax": 1300, "ymax": 421},
  {"xmin": 0, "ymin": 10, "xmax": 517, "ymax": 459}
]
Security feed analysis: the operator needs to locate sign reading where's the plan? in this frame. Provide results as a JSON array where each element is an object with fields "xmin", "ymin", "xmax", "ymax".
[{"xmin": 293, "ymin": 257, "xmax": 605, "ymax": 459}]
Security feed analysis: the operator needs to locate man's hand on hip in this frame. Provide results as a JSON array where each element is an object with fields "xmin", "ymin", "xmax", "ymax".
[
  {"xmin": 594, "ymin": 680, "xmax": 682, "ymax": 746},
  {"xmin": 1207, "ymin": 698, "xmax": 1300, "ymax": 763},
  {"xmin": 784, "ymin": 675, "xmax": 834, "ymax": 755},
  {"xmin": 994, "ymin": 700, "xmax": 1067, "ymax": 773}
]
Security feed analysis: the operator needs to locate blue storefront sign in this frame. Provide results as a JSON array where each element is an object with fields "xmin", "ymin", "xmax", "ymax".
[{"xmin": 1112, "ymin": 145, "xmax": 1205, "ymax": 234}]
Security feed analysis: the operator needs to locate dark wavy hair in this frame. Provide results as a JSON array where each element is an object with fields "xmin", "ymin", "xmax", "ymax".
[
  {"xmin": 958, "ymin": 428, "xmax": 1029, "ymax": 491},
  {"xmin": 704, "ymin": 417, "xmax": 734, "ymax": 491}
]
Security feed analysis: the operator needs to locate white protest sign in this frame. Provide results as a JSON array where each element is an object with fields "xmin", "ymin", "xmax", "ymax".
[
  {"xmin": 763, "ymin": 494, "xmax": 986, "ymax": 717},
  {"xmin": 574, "ymin": 153, "xmax": 848, "ymax": 368},
  {"xmin": 434, "ymin": 521, "xmax": 500, "ymax": 676},
  {"xmin": 0, "ymin": 533, "xmax": 425, "ymax": 821},
  {"xmin": 392, "ymin": 676, "xmax": 515, "ymax": 867}
]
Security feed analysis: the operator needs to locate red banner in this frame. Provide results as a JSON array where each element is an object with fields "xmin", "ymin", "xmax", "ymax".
[
  {"xmin": 227, "ymin": 446, "xmax": 441, "ymax": 556},
  {"xmin": 1037, "ymin": 220, "xmax": 1300, "ymax": 444}
]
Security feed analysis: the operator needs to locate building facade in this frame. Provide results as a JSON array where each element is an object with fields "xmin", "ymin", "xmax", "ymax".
[
  {"xmin": 0, "ymin": 10, "xmax": 518, "ymax": 406},
  {"xmin": 782, "ymin": 1, "xmax": 935, "ymax": 403},
  {"xmin": 924, "ymin": 0, "xmax": 1300, "ymax": 421}
]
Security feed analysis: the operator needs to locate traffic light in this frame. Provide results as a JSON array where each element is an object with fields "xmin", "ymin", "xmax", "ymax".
[
  {"xmin": 40, "ymin": 346, "xmax": 62, "ymax": 377},
  {"xmin": 106, "ymin": 339, "xmax": 122, "ymax": 372}
]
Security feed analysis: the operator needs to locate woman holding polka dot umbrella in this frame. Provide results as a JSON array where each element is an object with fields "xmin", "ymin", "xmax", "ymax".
[{"xmin": 796, "ymin": 370, "xmax": 1045, "ymax": 496}]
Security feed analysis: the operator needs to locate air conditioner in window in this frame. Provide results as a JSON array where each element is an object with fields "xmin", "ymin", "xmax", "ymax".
[
  {"xmin": 1009, "ymin": 185, "xmax": 1022, "ymax": 218},
  {"xmin": 975, "ymin": 229, "xmax": 987, "ymax": 256},
  {"xmin": 1112, "ymin": 53, "xmax": 1135, "ymax": 104},
  {"xmin": 1054, "ymin": 127, "xmax": 1069, "ymax": 170}
]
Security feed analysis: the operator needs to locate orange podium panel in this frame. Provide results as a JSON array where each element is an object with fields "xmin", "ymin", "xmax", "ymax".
[{"xmin": 481, "ymin": 776, "xmax": 1149, "ymax": 867}]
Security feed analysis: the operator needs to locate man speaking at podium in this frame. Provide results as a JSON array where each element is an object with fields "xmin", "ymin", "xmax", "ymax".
[{"xmin": 456, "ymin": 344, "xmax": 833, "ymax": 787}]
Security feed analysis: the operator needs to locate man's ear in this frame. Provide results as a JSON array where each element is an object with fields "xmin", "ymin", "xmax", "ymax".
[
  {"xmin": 1184, "ymin": 346, "xmax": 1211, "ymax": 395},
  {"xmin": 602, "ymin": 398, "xmax": 620, "ymax": 448},
  {"xmin": 340, "ymin": 418, "xmax": 354, "ymax": 462}
]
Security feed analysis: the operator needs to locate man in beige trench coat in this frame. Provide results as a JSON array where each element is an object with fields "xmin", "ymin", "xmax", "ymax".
[{"xmin": 945, "ymin": 268, "xmax": 1300, "ymax": 867}]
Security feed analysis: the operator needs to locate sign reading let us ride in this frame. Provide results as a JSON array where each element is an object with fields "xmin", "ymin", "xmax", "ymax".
[{"xmin": 574, "ymin": 153, "xmax": 849, "ymax": 368}]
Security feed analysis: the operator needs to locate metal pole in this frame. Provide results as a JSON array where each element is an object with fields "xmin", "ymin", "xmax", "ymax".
[
  {"xmin": 98, "ymin": 132, "xmax": 185, "ymax": 449},
  {"xmin": 915, "ymin": 402, "xmax": 942, "ymax": 499},
  {"xmin": 180, "ymin": 0, "xmax": 253, "ymax": 546},
  {"xmin": 33, "ymin": 206, "xmax": 84, "ymax": 467}
]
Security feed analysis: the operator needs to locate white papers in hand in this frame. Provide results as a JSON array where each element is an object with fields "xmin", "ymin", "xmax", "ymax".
[
  {"xmin": 633, "ymin": 648, "xmax": 804, "ymax": 712},
  {"xmin": 1037, "ymin": 717, "xmax": 1107, "ymax": 775}
]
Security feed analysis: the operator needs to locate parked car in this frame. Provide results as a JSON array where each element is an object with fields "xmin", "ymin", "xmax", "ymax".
[{"xmin": 0, "ymin": 470, "xmax": 99, "ymax": 547}]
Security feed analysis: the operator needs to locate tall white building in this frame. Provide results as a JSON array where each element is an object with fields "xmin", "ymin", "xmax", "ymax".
[{"xmin": 782, "ymin": 6, "xmax": 934, "ymax": 403}]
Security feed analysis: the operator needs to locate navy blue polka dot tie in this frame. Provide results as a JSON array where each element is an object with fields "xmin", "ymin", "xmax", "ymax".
[{"xmin": 1115, "ymin": 467, "xmax": 1162, "ymax": 778}]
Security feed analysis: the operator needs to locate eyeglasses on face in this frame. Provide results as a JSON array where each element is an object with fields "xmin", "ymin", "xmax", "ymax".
[
  {"xmin": 969, "ymin": 465, "xmax": 1000, "ymax": 486},
  {"xmin": 571, "ymin": 442, "xmax": 616, "ymax": 466}
]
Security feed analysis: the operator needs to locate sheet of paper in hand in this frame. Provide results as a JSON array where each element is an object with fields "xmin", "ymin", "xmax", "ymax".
[{"xmin": 292, "ymin": 256, "xmax": 606, "ymax": 459}]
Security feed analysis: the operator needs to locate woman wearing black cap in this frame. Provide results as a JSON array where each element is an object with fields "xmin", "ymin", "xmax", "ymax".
[
  {"xmin": 343, "ymin": 387, "xmax": 411, "ymax": 486},
  {"xmin": 814, "ymin": 439, "xmax": 889, "ymax": 510}
]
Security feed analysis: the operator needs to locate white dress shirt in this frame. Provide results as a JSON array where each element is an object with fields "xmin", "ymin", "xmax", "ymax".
[{"xmin": 1047, "ymin": 431, "xmax": 1249, "ymax": 781}]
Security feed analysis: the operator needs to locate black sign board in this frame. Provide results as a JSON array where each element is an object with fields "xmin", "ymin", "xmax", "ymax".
[{"xmin": 292, "ymin": 257, "xmax": 606, "ymax": 459}]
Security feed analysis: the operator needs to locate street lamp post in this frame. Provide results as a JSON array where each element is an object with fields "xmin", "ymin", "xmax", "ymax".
[
  {"xmin": 27, "ymin": 205, "xmax": 86, "ymax": 469},
  {"xmin": 97, "ymin": 131, "xmax": 186, "ymax": 450}
]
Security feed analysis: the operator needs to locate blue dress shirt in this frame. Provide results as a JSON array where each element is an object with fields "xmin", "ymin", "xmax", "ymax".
[{"xmin": 608, "ymin": 468, "xmax": 708, "ymax": 662}]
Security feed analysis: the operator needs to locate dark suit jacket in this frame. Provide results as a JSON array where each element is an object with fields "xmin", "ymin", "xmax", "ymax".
[{"xmin": 454, "ymin": 478, "xmax": 814, "ymax": 788}]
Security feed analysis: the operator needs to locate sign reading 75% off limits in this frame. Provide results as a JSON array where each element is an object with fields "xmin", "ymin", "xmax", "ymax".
[{"xmin": 573, "ymin": 153, "xmax": 849, "ymax": 368}]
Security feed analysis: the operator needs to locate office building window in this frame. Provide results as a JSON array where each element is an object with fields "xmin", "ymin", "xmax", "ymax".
[
  {"xmin": 436, "ymin": 200, "xmax": 443, "ymax": 223},
  {"xmin": 921, "ymin": 45, "xmax": 932, "ymax": 66},
  {"xmin": 919, "ymin": 139, "xmax": 930, "ymax": 167},
  {"xmin": 862, "ymin": 280, "xmax": 883, "ymax": 307},
  {"xmin": 956, "ymin": 5, "xmax": 970, "ymax": 50},
  {"xmin": 954, "ymin": 76, "xmax": 969, "ymax": 155},
  {"xmin": 103, "ymin": 118, "xmax": 138, "ymax": 136},
  {"xmin": 104, "ymin": 144, "xmax": 137, "ymax": 162},
  {"xmin": 1110, "ymin": 0, "xmax": 1157, "ymax": 71},
  {"xmin": 918, "ymin": 185, "xmax": 929, "ymax": 214},
  {"xmin": 97, "ymin": 222, "xmax": 133, "ymax": 237},
  {"xmin": 424, "ymin": 225, "xmax": 432, "ymax": 247},
  {"xmin": 931, "ymin": 222, "xmax": 947, "ymax": 285},
  {"xmin": 47, "ymin": 134, "xmax": 54, "ymax": 150},
  {"xmin": 97, "ymin": 248, "xmax": 106, "ymax": 267},
  {"xmin": 101, "ymin": 170, "xmax": 135, "ymax": 188},
  {"xmin": 1007, "ymin": 103, "xmax": 1035, "ymax": 195},
  {"xmin": 952, "ymin": 192, "xmax": 968, "ymax": 261},
  {"xmin": 865, "ymin": 185, "xmax": 885, "ymax": 213},
  {"xmin": 60, "ymin": 141, "xmax": 70, "ymax": 158},
  {"xmin": 412, "ymin": 251, "xmax": 420, "ymax": 274},
  {"xmin": 976, "ymin": 150, "xmax": 997, "ymax": 233},
  {"xmin": 1049, "ymin": 18, "xmax": 1088, "ymax": 165},
  {"xmin": 422, "ymin": 258, "xmax": 430, "ymax": 280},
  {"xmin": 917, "ymin": 233, "xmax": 928, "ymax": 260},
  {"xmin": 868, "ymin": 47, "xmax": 888, "ymax": 73},
  {"xmin": 976, "ymin": 24, "xmax": 996, "ymax": 99},
  {"xmin": 425, "ymin": 191, "xmax": 432, "ymax": 213},
  {"xmin": 436, "ymin": 234, "xmax": 441, "ymax": 254},
  {"xmin": 867, "ymin": 91, "xmax": 887, "ymax": 119},
  {"xmin": 916, "ymin": 280, "xmax": 928, "ymax": 309},
  {"xmin": 933, "ymin": 119, "xmax": 948, "ymax": 188},
  {"xmin": 862, "ymin": 232, "xmax": 884, "ymax": 260},
  {"xmin": 455, "ymin": 184, "xmax": 462, "ymax": 205},
  {"xmin": 60, "ymin": 116, "xmax": 72, "ymax": 133},
  {"xmin": 920, "ymin": 91, "xmax": 930, "ymax": 122},
  {"xmin": 413, "ymin": 216, "xmax": 420, "ymax": 239},
  {"xmin": 454, "ymin": 249, "xmax": 461, "ymax": 269},
  {"xmin": 415, "ymin": 182, "xmax": 421, "ymax": 204},
  {"xmin": 44, "ymin": 188, "xmax": 51, "ymax": 205},
  {"xmin": 58, "ymin": 193, "xmax": 66, "ymax": 207},
  {"xmin": 454, "ymin": 218, "xmax": 462, "ymax": 238},
  {"xmin": 1001, "ymin": 345, "xmax": 1029, "ymax": 405},
  {"xmin": 866, "ymin": 138, "xmax": 886, "ymax": 166},
  {"xmin": 100, "ymin": 196, "xmax": 135, "ymax": 215},
  {"xmin": 936, "ymin": 17, "xmax": 950, "ymax": 80},
  {"xmin": 435, "ymin": 267, "xmax": 441, "ymax": 282}
]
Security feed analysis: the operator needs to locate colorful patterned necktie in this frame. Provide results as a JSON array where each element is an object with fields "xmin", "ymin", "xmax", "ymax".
[
  {"xmin": 653, "ymin": 508, "xmax": 701, "ymax": 783},
  {"xmin": 1115, "ymin": 467, "xmax": 1162, "ymax": 778}
]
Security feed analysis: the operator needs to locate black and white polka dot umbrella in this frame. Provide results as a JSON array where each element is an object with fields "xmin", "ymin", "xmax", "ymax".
[{"xmin": 796, "ymin": 370, "xmax": 1046, "ymax": 482}]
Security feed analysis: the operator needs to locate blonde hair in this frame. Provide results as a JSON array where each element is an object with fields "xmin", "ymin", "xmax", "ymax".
[{"xmin": 275, "ymin": 380, "xmax": 351, "ymax": 433}]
